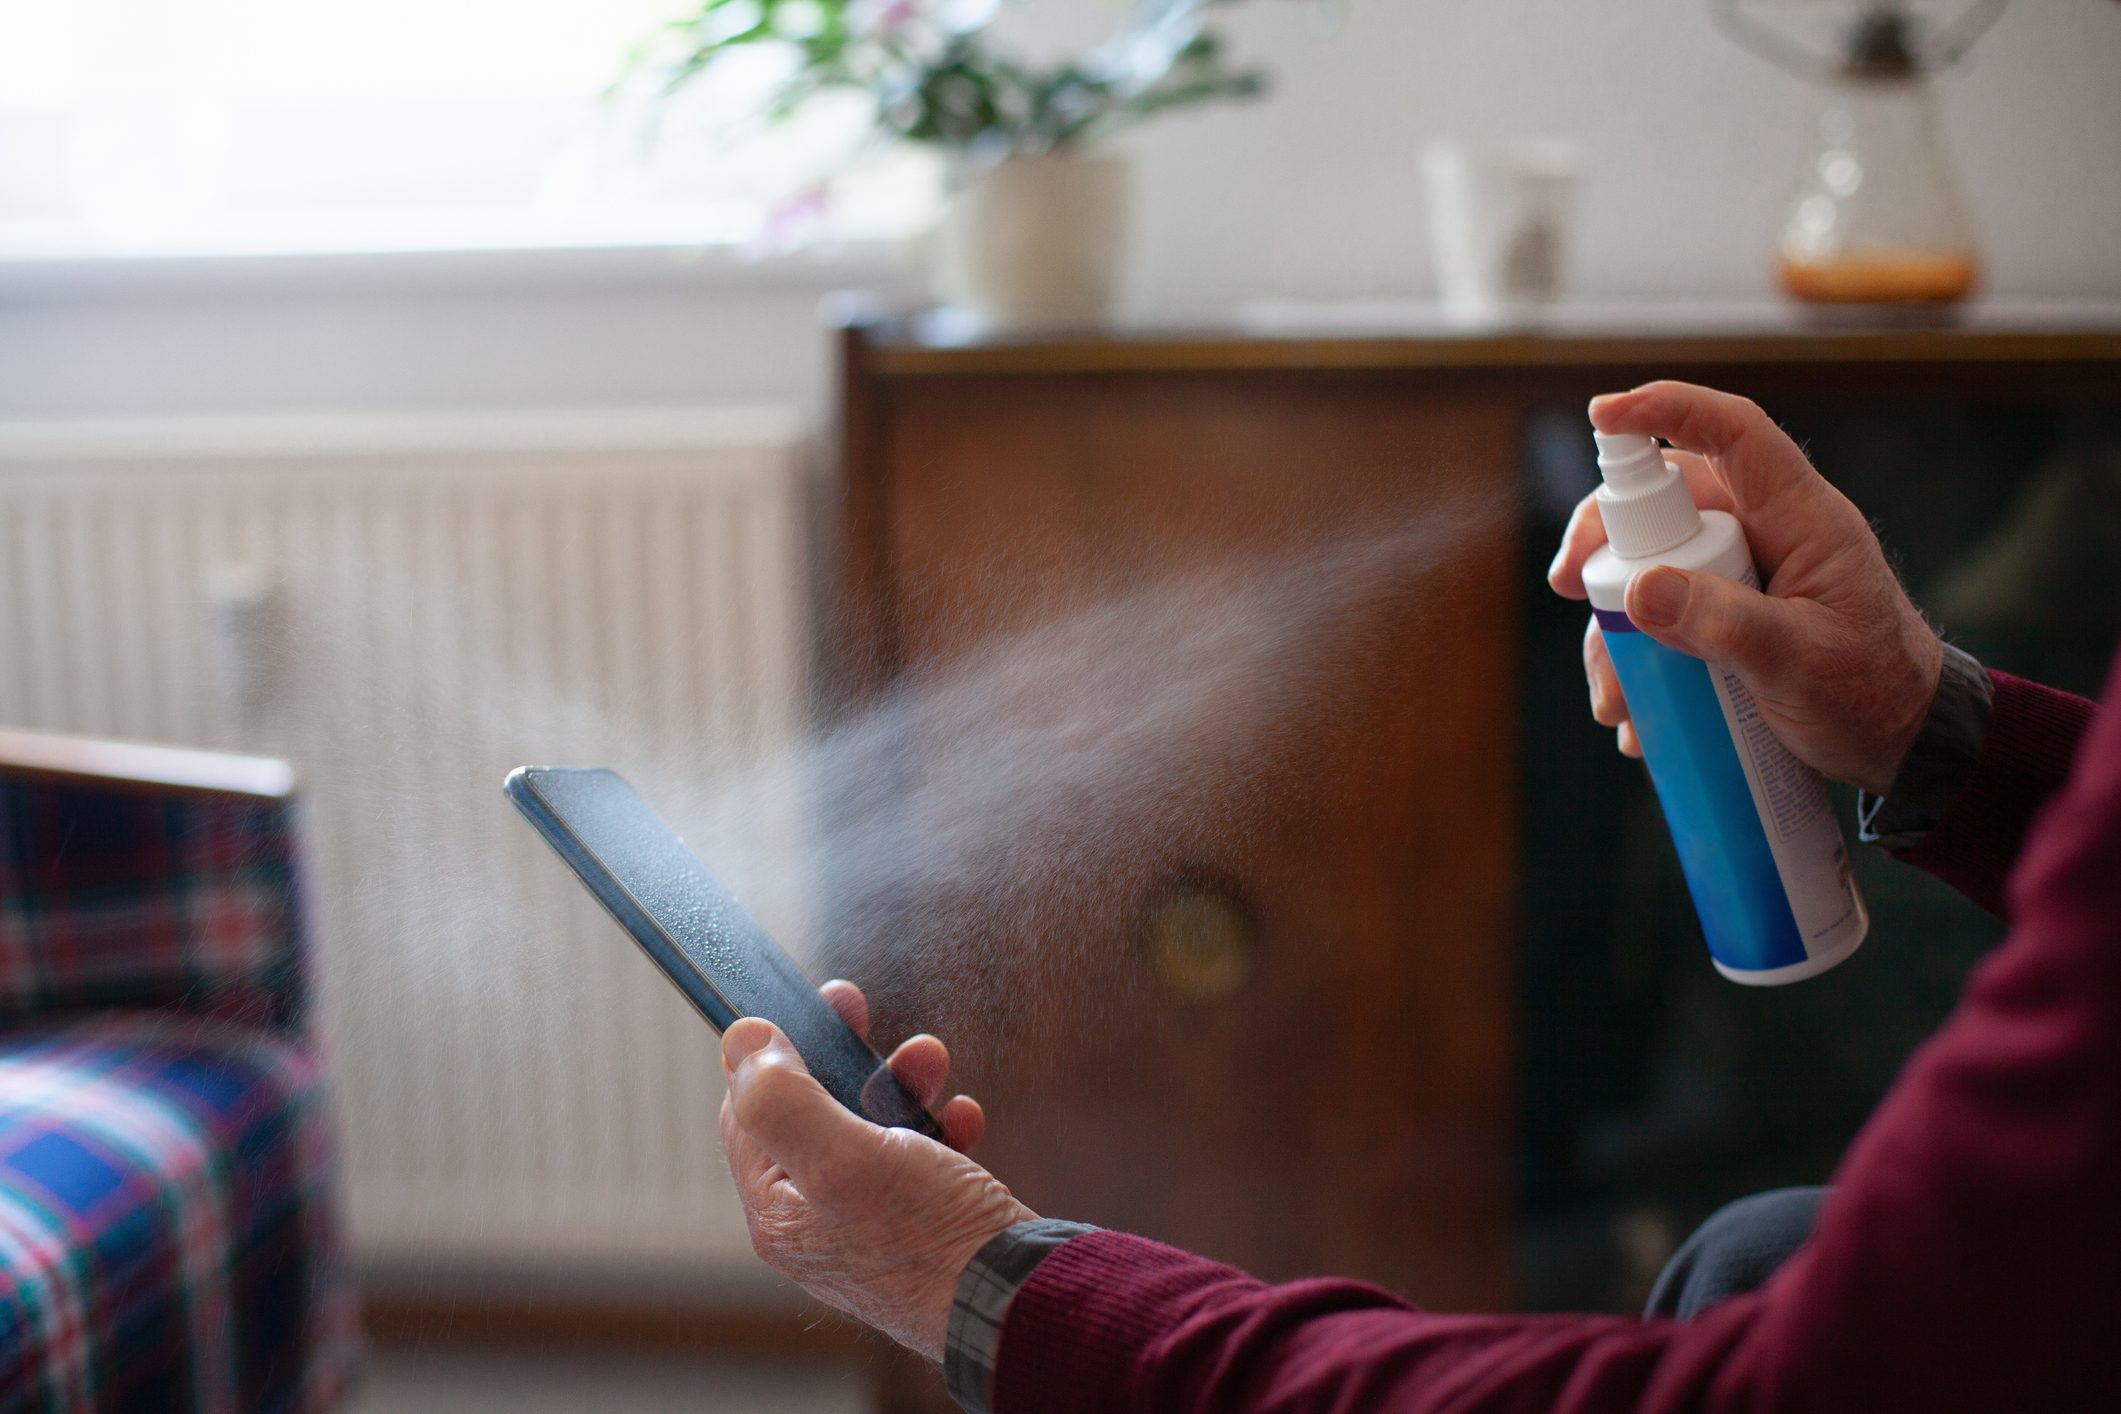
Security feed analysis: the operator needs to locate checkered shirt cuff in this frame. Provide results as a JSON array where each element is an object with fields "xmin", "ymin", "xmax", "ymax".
[
  {"xmin": 1858, "ymin": 642, "xmax": 1994, "ymax": 851},
  {"xmin": 944, "ymin": 1219, "xmax": 1100, "ymax": 1413}
]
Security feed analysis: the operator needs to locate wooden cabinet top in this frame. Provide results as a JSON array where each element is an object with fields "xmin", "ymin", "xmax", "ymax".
[{"xmin": 843, "ymin": 302, "xmax": 2121, "ymax": 379}]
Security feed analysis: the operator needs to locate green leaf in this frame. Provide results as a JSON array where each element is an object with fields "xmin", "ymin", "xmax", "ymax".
[{"xmin": 619, "ymin": 0, "xmax": 1299, "ymax": 156}]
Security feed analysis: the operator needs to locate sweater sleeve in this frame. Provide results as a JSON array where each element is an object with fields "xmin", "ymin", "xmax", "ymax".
[
  {"xmin": 1893, "ymin": 670, "xmax": 2098, "ymax": 917},
  {"xmin": 992, "ymin": 653, "xmax": 2121, "ymax": 1414}
]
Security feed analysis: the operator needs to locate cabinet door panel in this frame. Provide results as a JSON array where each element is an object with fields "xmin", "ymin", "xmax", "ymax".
[{"xmin": 832, "ymin": 369, "xmax": 1519, "ymax": 1308}]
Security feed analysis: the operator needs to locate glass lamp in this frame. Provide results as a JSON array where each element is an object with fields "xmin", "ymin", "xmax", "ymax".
[{"xmin": 1713, "ymin": 1, "xmax": 2008, "ymax": 307}]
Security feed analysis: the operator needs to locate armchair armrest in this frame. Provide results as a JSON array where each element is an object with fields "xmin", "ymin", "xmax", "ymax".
[{"xmin": 0, "ymin": 728, "xmax": 308, "ymax": 1031}]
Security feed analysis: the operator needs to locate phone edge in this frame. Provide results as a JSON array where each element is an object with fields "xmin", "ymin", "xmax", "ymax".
[
  {"xmin": 504, "ymin": 766, "xmax": 741, "ymax": 1033},
  {"xmin": 503, "ymin": 767, "xmax": 945, "ymax": 1143}
]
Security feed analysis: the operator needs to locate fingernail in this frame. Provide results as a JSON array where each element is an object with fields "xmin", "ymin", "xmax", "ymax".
[
  {"xmin": 1587, "ymin": 391, "xmax": 1637, "ymax": 424},
  {"xmin": 1631, "ymin": 567, "xmax": 1690, "ymax": 628},
  {"xmin": 723, "ymin": 1019, "xmax": 775, "ymax": 1071}
]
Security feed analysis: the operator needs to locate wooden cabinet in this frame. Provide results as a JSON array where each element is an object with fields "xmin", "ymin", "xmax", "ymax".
[{"xmin": 828, "ymin": 316, "xmax": 2120, "ymax": 1408}]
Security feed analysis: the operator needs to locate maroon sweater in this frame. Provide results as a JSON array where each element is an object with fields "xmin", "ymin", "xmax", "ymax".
[{"xmin": 994, "ymin": 667, "xmax": 2114, "ymax": 1413}]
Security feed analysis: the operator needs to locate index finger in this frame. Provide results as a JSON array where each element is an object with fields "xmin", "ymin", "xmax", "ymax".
[
  {"xmin": 1589, "ymin": 382, "xmax": 1836, "ymax": 564},
  {"xmin": 1591, "ymin": 381, "xmax": 1787, "ymax": 477},
  {"xmin": 820, "ymin": 979, "xmax": 870, "ymax": 1041}
]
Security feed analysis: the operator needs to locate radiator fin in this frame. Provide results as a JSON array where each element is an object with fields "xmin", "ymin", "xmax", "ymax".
[{"xmin": 0, "ymin": 414, "xmax": 811, "ymax": 1275}]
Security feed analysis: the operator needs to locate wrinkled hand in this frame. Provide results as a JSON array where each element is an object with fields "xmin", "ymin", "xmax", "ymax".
[
  {"xmin": 1550, "ymin": 381, "xmax": 1943, "ymax": 797},
  {"xmin": 718, "ymin": 980, "xmax": 1034, "ymax": 1363}
]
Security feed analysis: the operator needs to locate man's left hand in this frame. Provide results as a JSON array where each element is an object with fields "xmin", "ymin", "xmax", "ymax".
[{"xmin": 719, "ymin": 979, "xmax": 1034, "ymax": 1362}]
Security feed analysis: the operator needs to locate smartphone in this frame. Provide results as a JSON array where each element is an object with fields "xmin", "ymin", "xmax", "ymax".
[{"xmin": 504, "ymin": 765, "xmax": 942, "ymax": 1140}]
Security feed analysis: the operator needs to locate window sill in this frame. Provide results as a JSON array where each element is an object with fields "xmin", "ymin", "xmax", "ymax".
[{"xmin": 0, "ymin": 227, "xmax": 922, "ymax": 303}]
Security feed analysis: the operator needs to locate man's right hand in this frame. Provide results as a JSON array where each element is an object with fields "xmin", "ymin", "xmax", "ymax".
[{"xmin": 1548, "ymin": 381, "xmax": 1943, "ymax": 798}]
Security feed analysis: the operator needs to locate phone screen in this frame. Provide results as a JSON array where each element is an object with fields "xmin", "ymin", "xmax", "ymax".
[{"xmin": 505, "ymin": 766, "xmax": 941, "ymax": 1139}]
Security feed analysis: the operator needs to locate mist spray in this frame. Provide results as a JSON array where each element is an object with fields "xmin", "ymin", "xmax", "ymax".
[{"xmin": 1582, "ymin": 431, "xmax": 1867, "ymax": 984}]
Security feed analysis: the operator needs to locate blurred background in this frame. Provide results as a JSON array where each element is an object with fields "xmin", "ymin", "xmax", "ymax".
[
  {"xmin": 0, "ymin": 2, "xmax": 2117, "ymax": 1412},
  {"xmin": 4, "ymin": 0, "xmax": 2117, "ymax": 418}
]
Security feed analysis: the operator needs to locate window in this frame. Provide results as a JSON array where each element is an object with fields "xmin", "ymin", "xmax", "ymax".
[{"xmin": 0, "ymin": 1, "xmax": 936, "ymax": 260}]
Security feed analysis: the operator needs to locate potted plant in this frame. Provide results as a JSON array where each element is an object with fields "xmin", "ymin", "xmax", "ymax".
[{"xmin": 622, "ymin": 1, "xmax": 1289, "ymax": 327}]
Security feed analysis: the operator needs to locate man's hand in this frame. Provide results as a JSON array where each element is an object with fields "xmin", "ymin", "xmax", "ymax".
[
  {"xmin": 1550, "ymin": 381, "xmax": 1943, "ymax": 797},
  {"xmin": 719, "ymin": 980, "xmax": 1034, "ymax": 1363}
]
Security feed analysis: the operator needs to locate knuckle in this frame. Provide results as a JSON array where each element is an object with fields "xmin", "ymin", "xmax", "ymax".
[
  {"xmin": 1686, "ymin": 590, "xmax": 1728, "ymax": 638},
  {"xmin": 805, "ymin": 1151, "xmax": 855, "ymax": 1198},
  {"xmin": 1700, "ymin": 611, "xmax": 1750, "ymax": 661},
  {"xmin": 1721, "ymin": 402, "xmax": 1767, "ymax": 456},
  {"xmin": 735, "ymin": 1056, "xmax": 804, "ymax": 1121},
  {"xmin": 746, "ymin": 1211, "xmax": 795, "ymax": 1267}
]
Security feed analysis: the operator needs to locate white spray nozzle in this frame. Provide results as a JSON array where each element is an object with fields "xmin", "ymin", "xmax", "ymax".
[
  {"xmin": 1591, "ymin": 430, "xmax": 1703, "ymax": 558},
  {"xmin": 1593, "ymin": 432, "xmax": 1669, "ymax": 495}
]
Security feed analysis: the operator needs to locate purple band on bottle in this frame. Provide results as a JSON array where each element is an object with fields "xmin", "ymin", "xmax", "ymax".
[{"xmin": 1594, "ymin": 607, "xmax": 1640, "ymax": 634}]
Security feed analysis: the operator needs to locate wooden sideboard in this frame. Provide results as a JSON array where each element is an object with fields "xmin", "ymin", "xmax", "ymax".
[{"xmin": 828, "ymin": 314, "xmax": 2121, "ymax": 1407}]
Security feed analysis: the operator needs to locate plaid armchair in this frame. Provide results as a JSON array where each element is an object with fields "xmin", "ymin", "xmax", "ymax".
[{"xmin": 0, "ymin": 730, "xmax": 357, "ymax": 1413}]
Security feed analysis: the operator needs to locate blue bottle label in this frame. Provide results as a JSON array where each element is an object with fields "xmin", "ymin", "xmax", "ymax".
[{"xmin": 1597, "ymin": 609, "xmax": 1862, "ymax": 976}]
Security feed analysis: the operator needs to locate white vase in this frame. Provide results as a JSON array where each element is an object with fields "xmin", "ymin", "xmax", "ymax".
[{"xmin": 935, "ymin": 152, "xmax": 1131, "ymax": 331}]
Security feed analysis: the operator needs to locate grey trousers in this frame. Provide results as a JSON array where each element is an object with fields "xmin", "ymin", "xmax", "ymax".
[{"xmin": 1644, "ymin": 1187, "xmax": 1829, "ymax": 1320}]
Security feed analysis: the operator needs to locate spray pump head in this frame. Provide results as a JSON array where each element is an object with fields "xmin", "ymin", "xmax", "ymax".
[{"xmin": 1592, "ymin": 431, "xmax": 1704, "ymax": 559}]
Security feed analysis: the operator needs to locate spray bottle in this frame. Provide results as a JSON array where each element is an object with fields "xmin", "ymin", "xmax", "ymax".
[{"xmin": 1582, "ymin": 431, "xmax": 1867, "ymax": 984}]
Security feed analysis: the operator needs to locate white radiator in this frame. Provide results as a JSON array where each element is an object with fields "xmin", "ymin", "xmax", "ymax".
[{"xmin": 0, "ymin": 409, "xmax": 815, "ymax": 1279}]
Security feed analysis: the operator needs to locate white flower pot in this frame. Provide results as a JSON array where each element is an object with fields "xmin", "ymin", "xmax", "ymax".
[{"xmin": 936, "ymin": 152, "xmax": 1131, "ymax": 330}]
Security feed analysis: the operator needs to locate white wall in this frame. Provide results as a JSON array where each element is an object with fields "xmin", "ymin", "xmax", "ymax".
[
  {"xmin": 1120, "ymin": 0, "xmax": 2121, "ymax": 316},
  {"xmin": 3, "ymin": 0, "xmax": 2117, "ymax": 420}
]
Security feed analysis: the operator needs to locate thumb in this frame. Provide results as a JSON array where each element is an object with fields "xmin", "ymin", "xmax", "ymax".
[
  {"xmin": 723, "ymin": 1019, "xmax": 879, "ymax": 1194},
  {"xmin": 1626, "ymin": 565, "xmax": 1810, "ymax": 671}
]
